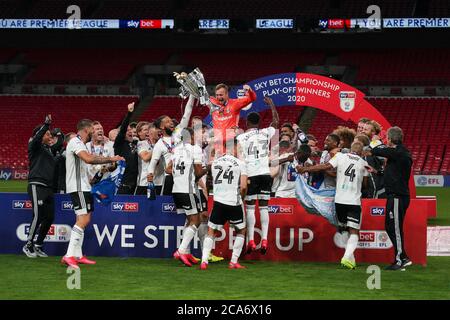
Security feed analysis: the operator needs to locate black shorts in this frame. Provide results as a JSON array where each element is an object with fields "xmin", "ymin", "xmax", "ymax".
[
  {"xmin": 196, "ymin": 189, "xmax": 208, "ymax": 212},
  {"xmin": 69, "ymin": 191, "xmax": 94, "ymax": 215},
  {"xmin": 246, "ymin": 174, "xmax": 272, "ymax": 201},
  {"xmin": 172, "ymin": 193, "xmax": 200, "ymax": 215},
  {"xmin": 155, "ymin": 185, "xmax": 163, "ymax": 196},
  {"xmin": 209, "ymin": 201, "xmax": 245, "ymax": 230},
  {"xmin": 162, "ymin": 175, "xmax": 174, "ymax": 195},
  {"xmin": 335, "ymin": 203, "xmax": 361, "ymax": 230}
]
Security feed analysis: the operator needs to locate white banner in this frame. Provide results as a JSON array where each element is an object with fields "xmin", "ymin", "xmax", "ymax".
[
  {"xmin": 414, "ymin": 175, "xmax": 444, "ymax": 187},
  {"xmin": 199, "ymin": 19, "xmax": 229, "ymax": 29},
  {"xmin": 0, "ymin": 19, "xmax": 119, "ymax": 29},
  {"xmin": 256, "ymin": 19, "xmax": 294, "ymax": 29},
  {"xmin": 383, "ymin": 18, "xmax": 450, "ymax": 28}
]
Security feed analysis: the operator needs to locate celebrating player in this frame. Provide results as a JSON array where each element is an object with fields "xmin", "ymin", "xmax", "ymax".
[
  {"xmin": 209, "ymin": 83, "xmax": 257, "ymax": 155},
  {"xmin": 200, "ymin": 138, "xmax": 248, "ymax": 270},
  {"xmin": 147, "ymin": 94, "xmax": 195, "ymax": 194},
  {"xmin": 237, "ymin": 96, "xmax": 279, "ymax": 254},
  {"xmin": 166, "ymin": 127, "xmax": 207, "ymax": 267},
  {"xmin": 298, "ymin": 141, "xmax": 369, "ymax": 269},
  {"xmin": 62, "ymin": 119, "xmax": 124, "ymax": 269}
]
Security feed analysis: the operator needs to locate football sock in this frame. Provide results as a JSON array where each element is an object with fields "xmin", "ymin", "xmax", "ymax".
[
  {"xmin": 74, "ymin": 227, "xmax": 84, "ymax": 258},
  {"xmin": 231, "ymin": 234, "xmax": 245, "ymax": 264},
  {"xmin": 66, "ymin": 225, "xmax": 83, "ymax": 257},
  {"xmin": 202, "ymin": 235, "xmax": 214, "ymax": 264},
  {"xmin": 246, "ymin": 205, "xmax": 256, "ymax": 241},
  {"xmin": 198, "ymin": 222, "xmax": 208, "ymax": 251},
  {"xmin": 179, "ymin": 225, "xmax": 197, "ymax": 254},
  {"xmin": 259, "ymin": 206, "xmax": 270, "ymax": 240},
  {"xmin": 344, "ymin": 234, "xmax": 359, "ymax": 261}
]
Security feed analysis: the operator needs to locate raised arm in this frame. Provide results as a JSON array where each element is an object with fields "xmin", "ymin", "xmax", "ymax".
[
  {"xmin": 114, "ymin": 102, "xmax": 134, "ymax": 148},
  {"xmin": 29, "ymin": 114, "xmax": 51, "ymax": 151},
  {"xmin": 233, "ymin": 84, "xmax": 257, "ymax": 112},
  {"xmin": 178, "ymin": 94, "xmax": 195, "ymax": 129},
  {"xmin": 264, "ymin": 96, "xmax": 279, "ymax": 129}
]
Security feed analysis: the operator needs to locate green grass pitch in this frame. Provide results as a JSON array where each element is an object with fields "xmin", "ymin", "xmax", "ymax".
[
  {"xmin": 0, "ymin": 255, "xmax": 449, "ymax": 300},
  {"xmin": 0, "ymin": 181, "xmax": 449, "ymax": 299}
]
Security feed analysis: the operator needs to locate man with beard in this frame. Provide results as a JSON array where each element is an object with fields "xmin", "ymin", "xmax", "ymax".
[
  {"xmin": 62, "ymin": 119, "xmax": 123, "ymax": 268},
  {"xmin": 317, "ymin": 134, "xmax": 341, "ymax": 189},
  {"xmin": 86, "ymin": 121, "xmax": 115, "ymax": 184},
  {"xmin": 147, "ymin": 95, "xmax": 195, "ymax": 195},
  {"xmin": 114, "ymin": 102, "xmax": 139, "ymax": 194}
]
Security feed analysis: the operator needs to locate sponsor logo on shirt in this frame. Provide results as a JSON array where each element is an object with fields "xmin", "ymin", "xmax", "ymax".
[
  {"xmin": 111, "ymin": 202, "xmax": 139, "ymax": 212},
  {"xmin": 269, "ymin": 205, "xmax": 294, "ymax": 214},
  {"xmin": 12, "ymin": 200, "xmax": 32, "ymax": 210}
]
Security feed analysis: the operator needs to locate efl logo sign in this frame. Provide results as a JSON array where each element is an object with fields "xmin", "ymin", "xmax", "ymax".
[
  {"xmin": 339, "ymin": 91, "xmax": 356, "ymax": 112},
  {"xmin": 268, "ymin": 205, "xmax": 294, "ymax": 214},
  {"xmin": 17, "ymin": 223, "xmax": 71, "ymax": 242},
  {"xmin": 61, "ymin": 201, "xmax": 74, "ymax": 211},
  {"xmin": 370, "ymin": 207, "xmax": 385, "ymax": 216},
  {"xmin": 162, "ymin": 203, "xmax": 176, "ymax": 213},
  {"xmin": 414, "ymin": 175, "xmax": 444, "ymax": 187},
  {"xmin": 111, "ymin": 202, "xmax": 139, "ymax": 212},
  {"xmin": 12, "ymin": 200, "xmax": 32, "ymax": 210}
]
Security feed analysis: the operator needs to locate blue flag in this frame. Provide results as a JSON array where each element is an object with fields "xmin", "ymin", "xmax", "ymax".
[
  {"xmin": 91, "ymin": 160, "xmax": 126, "ymax": 206},
  {"xmin": 295, "ymin": 174, "xmax": 339, "ymax": 226}
]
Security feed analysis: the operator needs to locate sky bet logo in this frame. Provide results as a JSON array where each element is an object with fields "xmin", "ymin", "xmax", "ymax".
[
  {"xmin": 111, "ymin": 202, "xmax": 139, "ymax": 212},
  {"xmin": 268, "ymin": 205, "xmax": 294, "ymax": 214},
  {"xmin": 370, "ymin": 207, "xmax": 385, "ymax": 216},
  {"xmin": 162, "ymin": 203, "xmax": 176, "ymax": 213},
  {"xmin": 127, "ymin": 20, "xmax": 140, "ymax": 28},
  {"xmin": 12, "ymin": 200, "xmax": 32, "ymax": 210},
  {"xmin": 319, "ymin": 19, "xmax": 328, "ymax": 28}
]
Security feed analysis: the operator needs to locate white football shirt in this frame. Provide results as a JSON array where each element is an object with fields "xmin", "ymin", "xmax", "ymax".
[
  {"xmin": 137, "ymin": 140, "xmax": 153, "ymax": 187},
  {"xmin": 237, "ymin": 127, "xmax": 275, "ymax": 177},
  {"xmin": 86, "ymin": 140, "xmax": 115, "ymax": 180},
  {"xmin": 171, "ymin": 143, "xmax": 202, "ymax": 193},
  {"xmin": 212, "ymin": 154, "xmax": 247, "ymax": 206},
  {"xmin": 66, "ymin": 136, "xmax": 91, "ymax": 193},
  {"xmin": 193, "ymin": 144, "xmax": 207, "ymax": 190},
  {"xmin": 328, "ymin": 152, "xmax": 369, "ymax": 205}
]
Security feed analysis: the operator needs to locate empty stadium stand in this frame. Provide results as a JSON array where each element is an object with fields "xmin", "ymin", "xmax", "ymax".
[
  {"xmin": 21, "ymin": 48, "xmax": 171, "ymax": 84},
  {"xmin": 178, "ymin": 50, "xmax": 326, "ymax": 84},
  {"xmin": 0, "ymin": 95, "xmax": 138, "ymax": 169},
  {"xmin": 339, "ymin": 50, "xmax": 450, "ymax": 86},
  {"xmin": 0, "ymin": 94, "xmax": 448, "ymax": 175}
]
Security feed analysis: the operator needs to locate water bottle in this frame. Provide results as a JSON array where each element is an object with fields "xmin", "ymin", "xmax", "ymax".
[{"xmin": 147, "ymin": 181, "xmax": 156, "ymax": 200}]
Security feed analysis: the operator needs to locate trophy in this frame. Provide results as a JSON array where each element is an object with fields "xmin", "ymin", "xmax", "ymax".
[{"xmin": 173, "ymin": 68, "xmax": 211, "ymax": 107}]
